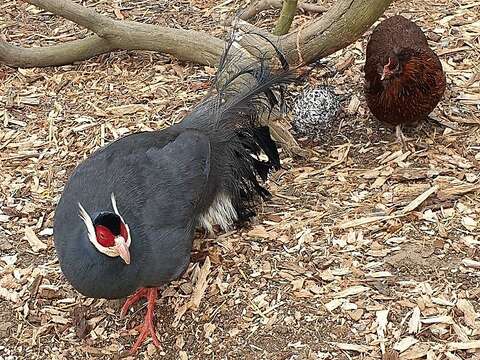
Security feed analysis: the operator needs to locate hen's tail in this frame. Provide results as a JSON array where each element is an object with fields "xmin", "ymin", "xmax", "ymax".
[{"xmin": 180, "ymin": 30, "xmax": 296, "ymax": 227}]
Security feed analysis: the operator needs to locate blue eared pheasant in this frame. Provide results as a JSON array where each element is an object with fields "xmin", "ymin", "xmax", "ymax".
[{"xmin": 53, "ymin": 37, "xmax": 294, "ymax": 353}]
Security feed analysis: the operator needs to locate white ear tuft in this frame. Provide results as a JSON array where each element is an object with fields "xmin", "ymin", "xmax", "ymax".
[
  {"xmin": 78, "ymin": 202, "xmax": 96, "ymax": 244},
  {"xmin": 110, "ymin": 193, "xmax": 131, "ymax": 246},
  {"xmin": 111, "ymin": 193, "xmax": 120, "ymax": 215}
]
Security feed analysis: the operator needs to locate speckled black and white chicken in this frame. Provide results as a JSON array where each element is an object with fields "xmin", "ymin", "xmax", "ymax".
[{"xmin": 291, "ymin": 85, "xmax": 341, "ymax": 140}]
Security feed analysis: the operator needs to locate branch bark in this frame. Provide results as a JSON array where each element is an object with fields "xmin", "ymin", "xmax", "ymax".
[
  {"xmin": 273, "ymin": 0, "xmax": 298, "ymax": 36},
  {"xmin": 237, "ymin": 0, "xmax": 393, "ymax": 65},
  {"xmin": 0, "ymin": 0, "xmax": 394, "ymax": 69},
  {"xmin": 0, "ymin": 0, "xmax": 224, "ymax": 67}
]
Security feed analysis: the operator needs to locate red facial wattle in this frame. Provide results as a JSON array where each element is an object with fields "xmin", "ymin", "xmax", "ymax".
[
  {"xmin": 95, "ymin": 225, "xmax": 115, "ymax": 247},
  {"xmin": 381, "ymin": 57, "xmax": 395, "ymax": 80}
]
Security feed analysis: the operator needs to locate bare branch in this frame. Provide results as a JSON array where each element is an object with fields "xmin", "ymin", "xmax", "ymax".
[
  {"xmin": 240, "ymin": 0, "xmax": 327, "ymax": 22},
  {"xmin": 273, "ymin": 0, "xmax": 298, "ymax": 36},
  {"xmin": 238, "ymin": 0, "xmax": 394, "ymax": 66},
  {"xmin": 1, "ymin": 0, "xmax": 224, "ymax": 68},
  {"xmin": 0, "ymin": 0, "xmax": 394, "ymax": 69},
  {"xmin": 290, "ymin": 0, "xmax": 393, "ymax": 64},
  {"xmin": 0, "ymin": 36, "xmax": 113, "ymax": 68}
]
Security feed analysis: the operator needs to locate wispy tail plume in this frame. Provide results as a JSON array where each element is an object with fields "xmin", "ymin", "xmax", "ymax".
[{"xmin": 181, "ymin": 27, "xmax": 297, "ymax": 223}]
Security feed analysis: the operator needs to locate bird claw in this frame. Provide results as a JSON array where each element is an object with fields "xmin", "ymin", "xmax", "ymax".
[
  {"xmin": 129, "ymin": 297, "xmax": 161, "ymax": 354},
  {"xmin": 395, "ymin": 125, "xmax": 413, "ymax": 152},
  {"xmin": 120, "ymin": 287, "xmax": 161, "ymax": 354},
  {"xmin": 120, "ymin": 287, "xmax": 148, "ymax": 318}
]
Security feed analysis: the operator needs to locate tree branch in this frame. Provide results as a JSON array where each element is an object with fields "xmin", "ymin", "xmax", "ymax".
[
  {"xmin": 273, "ymin": 0, "xmax": 298, "ymax": 36},
  {"xmin": 0, "ymin": 36, "xmax": 113, "ymax": 68},
  {"xmin": 237, "ymin": 0, "xmax": 393, "ymax": 65},
  {"xmin": 1, "ymin": 0, "xmax": 224, "ymax": 67},
  {"xmin": 0, "ymin": 0, "xmax": 394, "ymax": 69}
]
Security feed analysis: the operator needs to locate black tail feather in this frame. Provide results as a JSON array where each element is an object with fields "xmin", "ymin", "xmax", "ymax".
[{"xmin": 180, "ymin": 29, "xmax": 296, "ymax": 223}]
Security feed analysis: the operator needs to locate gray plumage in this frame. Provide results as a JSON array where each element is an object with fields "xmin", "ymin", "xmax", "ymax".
[{"xmin": 53, "ymin": 36, "xmax": 294, "ymax": 300}]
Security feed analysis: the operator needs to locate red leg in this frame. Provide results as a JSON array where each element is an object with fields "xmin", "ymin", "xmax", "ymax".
[
  {"xmin": 120, "ymin": 287, "xmax": 161, "ymax": 354},
  {"xmin": 120, "ymin": 288, "xmax": 148, "ymax": 318}
]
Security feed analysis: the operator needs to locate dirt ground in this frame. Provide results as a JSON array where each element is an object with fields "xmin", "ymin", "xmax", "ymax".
[{"xmin": 1, "ymin": 0, "xmax": 479, "ymax": 359}]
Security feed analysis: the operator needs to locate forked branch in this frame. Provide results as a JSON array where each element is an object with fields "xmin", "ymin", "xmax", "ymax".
[{"xmin": 0, "ymin": 0, "xmax": 394, "ymax": 69}]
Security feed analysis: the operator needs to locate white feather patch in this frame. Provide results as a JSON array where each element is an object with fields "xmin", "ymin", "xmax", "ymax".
[
  {"xmin": 199, "ymin": 193, "xmax": 237, "ymax": 232},
  {"xmin": 111, "ymin": 193, "xmax": 131, "ymax": 247},
  {"xmin": 78, "ymin": 202, "xmax": 96, "ymax": 244},
  {"xmin": 78, "ymin": 201, "xmax": 123, "ymax": 258}
]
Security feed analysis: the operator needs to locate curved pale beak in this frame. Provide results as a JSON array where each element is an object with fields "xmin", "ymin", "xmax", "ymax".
[
  {"xmin": 114, "ymin": 236, "xmax": 131, "ymax": 265},
  {"xmin": 381, "ymin": 63, "xmax": 393, "ymax": 81}
]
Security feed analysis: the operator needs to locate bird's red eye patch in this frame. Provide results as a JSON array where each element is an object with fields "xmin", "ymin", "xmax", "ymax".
[{"xmin": 95, "ymin": 225, "xmax": 115, "ymax": 247}]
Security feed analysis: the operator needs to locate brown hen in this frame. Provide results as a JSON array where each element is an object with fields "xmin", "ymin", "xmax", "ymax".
[{"xmin": 364, "ymin": 15, "xmax": 446, "ymax": 147}]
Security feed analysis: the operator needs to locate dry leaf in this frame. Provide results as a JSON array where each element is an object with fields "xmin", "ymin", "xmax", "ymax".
[
  {"xmin": 349, "ymin": 309, "xmax": 364, "ymax": 321},
  {"xmin": 72, "ymin": 306, "xmax": 90, "ymax": 339},
  {"xmin": 444, "ymin": 352, "xmax": 463, "ymax": 360},
  {"xmin": 247, "ymin": 226, "xmax": 269, "ymax": 239},
  {"xmin": 113, "ymin": 7, "xmax": 124, "ymax": 20},
  {"xmin": 377, "ymin": 309, "xmax": 389, "ymax": 353},
  {"xmin": 106, "ymin": 104, "xmax": 149, "ymax": 116},
  {"xmin": 421, "ymin": 315, "xmax": 454, "ymax": 324},
  {"xmin": 24, "ymin": 227, "xmax": 47, "ymax": 252},
  {"xmin": 0, "ymin": 286, "xmax": 19, "ymax": 303},
  {"xmin": 190, "ymin": 256, "xmax": 211, "ymax": 310},
  {"xmin": 338, "ymin": 215, "xmax": 397, "ymax": 229},
  {"xmin": 447, "ymin": 340, "xmax": 480, "ymax": 351},
  {"xmin": 408, "ymin": 307, "xmax": 421, "ymax": 334},
  {"xmin": 331, "ymin": 342, "xmax": 371, "ymax": 352},
  {"xmin": 291, "ymin": 278, "xmax": 304, "ymax": 291},
  {"xmin": 400, "ymin": 343, "xmax": 430, "ymax": 359},
  {"xmin": 462, "ymin": 259, "xmax": 480, "ymax": 269},
  {"xmin": 325, "ymin": 299, "xmax": 344, "ymax": 311},
  {"xmin": 334, "ymin": 286, "xmax": 370, "ymax": 298},
  {"xmin": 461, "ymin": 216, "xmax": 477, "ymax": 231},
  {"xmin": 394, "ymin": 336, "xmax": 418, "ymax": 353},
  {"xmin": 204, "ymin": 322, "xmax": 216, "ymax": 339},
  {"xmin": 401, "ymin": 185, "xmax": 438, "ymax": 214},
  {"xmin": 383, "ymin": 349, "xmax": 400, "ymax": 360},
  {"xmin": 456, "ymin": 299, "xmax": 478, "ymax": 328},
  {"xmin": 173, "ymin": 257, "xmax": 211, "ymax": 326}
]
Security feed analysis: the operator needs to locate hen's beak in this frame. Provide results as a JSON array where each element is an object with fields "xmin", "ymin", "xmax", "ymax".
[
  {"xmin": 381, "ymin": 64, "xmax": 391, "ymax": 81},
  {"xmin": 114, "ymin": 236, "xmax": 131, "ymax": 264}
]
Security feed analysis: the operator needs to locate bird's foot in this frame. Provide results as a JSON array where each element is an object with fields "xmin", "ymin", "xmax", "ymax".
[
  {"xmin": 395, "ymin": 125, "xmax": 413, "ymax": 151},
  {"xmin": 121, "ymin": 287, "xmax": 161, "ymax": 354},
  {"xmin": 120, "ymin": 288, "xmax": 148, "ymax": 318}
]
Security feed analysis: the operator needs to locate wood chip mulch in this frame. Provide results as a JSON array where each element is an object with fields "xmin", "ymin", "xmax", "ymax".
[{"xmin": 0, "ymin": 0, "xmax": 479, "ymax": 359}]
